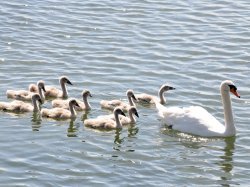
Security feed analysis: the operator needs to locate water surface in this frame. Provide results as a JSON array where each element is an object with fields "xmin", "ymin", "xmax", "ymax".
[{"xmin": 0, "ymin": 0, "xmax": 250, "ymax": 186}]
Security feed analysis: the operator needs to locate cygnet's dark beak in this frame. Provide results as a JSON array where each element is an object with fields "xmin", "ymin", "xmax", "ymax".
[
  {"xmin": 135, "ymin": 111, "xmax": 139, "ymax": 118},
  {"xmin": 75, "ymin": 101, "xmax": 80, "ymax": 107},
  {"xmin": 38, "ymin": 98, "xmax": 43, "ymax": 104},
  {"xmin": 67, "ymin": 80, "xmax": 73, "ymax": 85},
  {"xmin": 169, "ymin": 86, "xmax": 175, "ymax": 90},
  {"xmin": 42, "ymin": 86, "xmax": 46, "ymax": 92},
  {"xmin": 132, "ymin": 94, "xmax": 137, "ymax": 101},
  {"xmin": 121, "ymin": 111, "xmax": 126, "ymax": 117}
]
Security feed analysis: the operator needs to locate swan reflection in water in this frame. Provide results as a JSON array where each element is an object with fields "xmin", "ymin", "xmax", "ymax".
[
  {"xmin": 67, "ymin": 119, "xmax": 80, "ymax": 137},
  {"xmin": 113, "ymin": 126, "xmax": 139, "ymax": 144},
  {"xmin": 31, "ymin": 112, "xmax": 42, "ymax": 131},
  {"xmin": 161, "ymin": 126, "xmax": 238, "ymax": 186},
  {"xmin": 217, "ymin": 137, "xmax": 239, "ymax": 186},
  {"xmin": 113, "ymin": 129, "xmax": 124, "ymax": 145},
  {"xmin": 81, "ymin": 110, "xmax": 91, "ymax": 121},
  {"xmin": 112, "ymin": 126, "xmax": 139, "ymax": 155},
  {"xmin": 66, "ymin": 110, "xmax": 91, "ymax": 137}
]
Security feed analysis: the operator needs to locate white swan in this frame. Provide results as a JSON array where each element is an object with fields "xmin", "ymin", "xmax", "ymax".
[
  {"xmin": 41, "ymin": 99, "xmax": 79, "ymax": 119},
  {"xmin": 51, "ymin": 90, "xmax": 92, "ymax": 111},
  {"xmin": 6, "ymin": 80, "xmax": 46, "ymax": 102},
  {"xmin": 135, "ymin": 84, "xmax": 175, "ymax": 104},
  {"xmin": 155, "ymin": 80, "xmax": 240, "ymax": 137},
  {"xmin": 97, "ymin": 106, "xmax": 139, "ymax": 125},
  {"xmin": 29, "ymin": 76, "xmax": 72, "ymax": 98},
  {"xmin": 0, "ymin": 94, "xmax": 42, "ymax": 112},
  {"xmin": 100, "ymin": 89, "xmax": 136, "ymax": 112},
  {"xmin": 84, "ymin": 107, "xmax": 126, "ymax": 129}
]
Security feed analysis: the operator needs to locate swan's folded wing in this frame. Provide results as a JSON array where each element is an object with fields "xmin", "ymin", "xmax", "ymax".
[
  {"xmin": 158, "ymin": 105, "xmax": 225, "ymax": 135},
  {"xmin": 183, "ymin": 106, "xmax": 224, "ymax": 132}
]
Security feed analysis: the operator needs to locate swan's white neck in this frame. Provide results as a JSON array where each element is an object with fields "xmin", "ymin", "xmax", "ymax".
[
  {"xmin": 32, "ymin": 98, "xmax": 40, "ymax": 112},
  {"xmin": 114, "ymin": 113, "xmax": 122, "ymax": 128},
  {"xmin": 83, "ymin": 95, "xmax": 91, "ymax": 110},
  {"xmin": 158, "ymin": 87, "xmax": 166, "ymax": 104},
  {"xmin": 221, "ymin": 88, "xmax": 236, "ymax": 136},
  {"xmin": 60, "ymin": 81, "xmax": 68, "ymax": 98},
  {"xmin": 69, "ymin": 103, "xmax": 77, "ymax": 118}
]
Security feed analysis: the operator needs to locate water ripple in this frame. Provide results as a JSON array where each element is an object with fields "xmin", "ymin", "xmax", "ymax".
[{"xmin": 0, "ymin": 0, "xmax": 250, "ymax": 186}]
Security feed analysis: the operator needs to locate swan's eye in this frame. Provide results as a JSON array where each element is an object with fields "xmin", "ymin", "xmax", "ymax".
[{"xmin": 229, "ymin": 85, "xmax": 237, "ymax": 91}]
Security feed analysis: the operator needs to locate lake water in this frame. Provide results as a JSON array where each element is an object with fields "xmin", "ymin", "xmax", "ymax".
[{"xmin": 0, "ymin": 0, "xmax": 250, "ymax": 186}]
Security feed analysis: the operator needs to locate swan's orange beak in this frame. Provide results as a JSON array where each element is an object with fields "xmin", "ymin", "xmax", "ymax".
[{"xmin": 230, "ymin": 89, "xmax": 240, "ymax": 98}]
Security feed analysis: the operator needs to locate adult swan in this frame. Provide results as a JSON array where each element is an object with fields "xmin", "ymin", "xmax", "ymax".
[{"xmin": 155, "ymin": 80, "xmax": 240, "ymax": 137}]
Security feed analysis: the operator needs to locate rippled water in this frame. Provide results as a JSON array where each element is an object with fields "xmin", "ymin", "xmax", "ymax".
[{"xmin": 0, "ymin": 0, "xmax": 250, "ymax": 186}]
